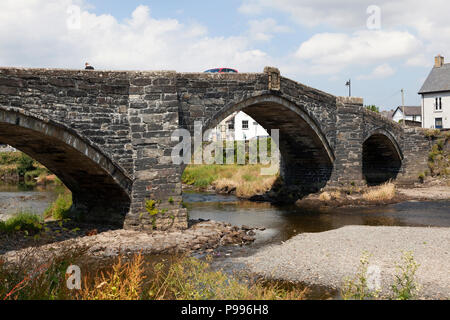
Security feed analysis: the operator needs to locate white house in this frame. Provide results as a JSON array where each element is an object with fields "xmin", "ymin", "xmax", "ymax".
[
  {"xmin": 391, "ymin": 106, "xmax": 421, "ymax": 124},
  {"xmin": 418, "ymin": 55, "xmax": 450, "ymax": 129},
  {"xmin": 207, "ymin": 111, "xmax": 269, "ymax": 141}
]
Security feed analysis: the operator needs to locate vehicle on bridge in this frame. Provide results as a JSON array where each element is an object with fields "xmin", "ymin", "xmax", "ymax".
[{"xmin": 204, "ymin": 68, "xmax": 238, "ymax": 73}]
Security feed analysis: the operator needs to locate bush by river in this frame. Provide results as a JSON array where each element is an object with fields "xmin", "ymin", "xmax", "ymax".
[{"xmin": 0, "ymin": 151, "xmax": 59, "ymax": 186}]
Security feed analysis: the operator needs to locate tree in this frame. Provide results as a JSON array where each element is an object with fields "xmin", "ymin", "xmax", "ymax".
[{"xmin": 365, "ymin": 105, "xmax": 379, "ymax": 113}]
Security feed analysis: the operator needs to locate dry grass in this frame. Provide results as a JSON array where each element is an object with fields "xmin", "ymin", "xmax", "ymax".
[
  {"xmin": 362, "ymin": 182, "xmax": 396, "ymax": 202},
  {"xmin": 318, "ymin": 192, "xmax": 332, "ymax": 201},
  {"xmin": 318, "ymin": 191, "xmax": 342, "ymax": 202},
  {"xmin": 1, "ymin": 250, "xmax": 308, "ymax": 300}
]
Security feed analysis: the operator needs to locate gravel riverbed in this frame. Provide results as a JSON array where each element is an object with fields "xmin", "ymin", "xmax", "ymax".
[{"xmin": 238, "ymin": 225, "xmax": 450, "ymax": 299}]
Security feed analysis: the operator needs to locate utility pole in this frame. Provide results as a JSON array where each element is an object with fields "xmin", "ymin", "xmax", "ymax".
[
  {"xmin": 345, "ymin": 79, "xmax": 351, "ymax": 97},
  {"xmin": 401, "ymin": 89, "xmax": 405, "ymax": 127}
]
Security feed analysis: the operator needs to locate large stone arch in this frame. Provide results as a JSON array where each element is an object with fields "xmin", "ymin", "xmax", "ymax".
[
  {"xmin": 362, "ymin": 128, "xmax": 403, "ymax": 185},
  {"xmin": 203, "ymin": 94, "xmax": 335, "ymax": 193},
  {"xmin": 0, "ymin": 107, "xmax": 132, "ymax": 226}
]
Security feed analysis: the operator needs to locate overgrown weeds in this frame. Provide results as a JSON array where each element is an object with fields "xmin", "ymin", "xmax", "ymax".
[
  {"xmin": 1, "ymin": 252, "xmax": 308, "ymax": 300},
  {"xmin": 341, "ymin": 251, "xmax": 420, "ymax": 300}
]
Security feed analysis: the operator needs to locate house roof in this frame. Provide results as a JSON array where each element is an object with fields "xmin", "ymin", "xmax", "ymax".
[
  {"xmin": 393, "ymin": 106, "xmax": 421, "ymax": 116},
  {"xmin": 380, "ymin": 110, "xmax": 394, "ymax": 119},
  {"xmin": 418, "ymin": 63, "xmax": 450, "ymax": 94}
]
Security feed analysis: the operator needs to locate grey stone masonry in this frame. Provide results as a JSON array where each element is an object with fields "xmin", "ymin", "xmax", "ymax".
[{"xmin": 0, "ymin": 66, "xmax": 433, "ymax": 230}]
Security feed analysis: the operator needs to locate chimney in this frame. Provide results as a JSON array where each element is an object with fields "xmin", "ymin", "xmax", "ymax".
[{"xmin": 435, "ymin": 54, "xmax": 444, "ymax": 68}]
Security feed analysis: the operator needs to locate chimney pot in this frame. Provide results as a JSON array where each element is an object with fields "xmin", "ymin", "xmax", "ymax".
[{"xmin": 435, "ymin": 55, "xmax": 445, "ymax": 68}]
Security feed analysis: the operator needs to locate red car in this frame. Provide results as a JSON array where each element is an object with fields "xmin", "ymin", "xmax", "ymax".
[{"xmin": 204, "ymin": 68, "xmax": 238, "ymax": 73}]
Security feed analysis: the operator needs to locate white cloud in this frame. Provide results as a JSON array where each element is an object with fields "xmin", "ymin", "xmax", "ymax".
[
  {"xmin": 295, "ymin": 30, "xmax": 421, "ymax": 74},
  {"xmin": 248, "ymin": 18, "xmax": 290, "ymax": 41},
  {"xmin": 357, "ymin": 63, "xmax": 396, "ymax": 80},
  {"xmin": 0, "ymin": 0, "xmax": 272, "ymax": 71},
  {"xmin": 240, "ymin": 0, "xmax": 450, "ymax": 67}
]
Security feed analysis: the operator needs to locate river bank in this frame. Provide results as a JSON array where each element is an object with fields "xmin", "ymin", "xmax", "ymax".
[
  {"xmin": 0, "ymin": 219, "xmax": 257, "ymax": 259},
  {"xmin": 238, "ymin": 225, "xmax": 450, "ymax": 299}
]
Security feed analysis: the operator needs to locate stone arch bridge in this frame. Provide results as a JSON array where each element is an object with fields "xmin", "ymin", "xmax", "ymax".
[{"xmin": 0, "ymin": 67, "xmax": 431, "ymax": 230}]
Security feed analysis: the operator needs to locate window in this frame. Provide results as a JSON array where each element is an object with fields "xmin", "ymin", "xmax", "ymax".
[
  {"xmin": 227, "ymin": 121, "xmax": 234, "ymax": 130},
  {"xmin": 242, "ymin": 120, "xmax": 249, "ymax": 130},
  {"xmin": 435, "ymin": 97, "xmax": 443, "ymax": 110},
  {"xmin": 435, "ymin": 118, "xmax": 443, "ymax": 129}
]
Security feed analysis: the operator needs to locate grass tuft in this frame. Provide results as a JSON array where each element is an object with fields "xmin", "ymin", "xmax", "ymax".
[
  {"xmin": 0, "ymin": 211, "xmax": 43, "ymax": 234},
  {"xmin": 362, "ymin": 182, "xmax": 396, "ymax": 202}
]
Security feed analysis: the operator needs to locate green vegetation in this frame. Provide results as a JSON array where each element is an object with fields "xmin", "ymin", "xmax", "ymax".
[
  {"xmin": 365, "ymin": 105, "xmax": 380, "ymax": 113},
  {"xmin": 424, "ymin": 129, "xmax": 440, "ymax": 139},
  {"xmin": 17, "ymin": 154, "xmax": 35, "ymax": 176},
  {"xmin": 0, "ymin": 151, "xmax": 54, "ymax": 186},
  {"xmin": 391, "ymin": 252, "xmax": 420, "ymax": 300},
  {"xmin": 1, "ymin": 253, "xmax": 308, "ymax": 300},
  {"xmin": 341, "ymin": 251, "xmax": 379, "ymax": 300},
  {"xmin": 0, "ymin": 211, "xmax": 44, "ymax": 235},
  {"xmin": 425, "ymin": 134, "xmax": 449, "ymax": 180},
  {"xmin": 182, "ymin": 164, "xmax": 221, "ymax": 188},
  {"xmin": 341, "ymin": 251, "xmax": 420, "ymax": 300},
  {"xmin": 43, "ymin": 192, "xmax": 72, "ymax": 220}
]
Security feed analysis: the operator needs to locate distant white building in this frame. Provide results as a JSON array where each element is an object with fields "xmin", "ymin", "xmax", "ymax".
[
  {"xmin": 391, "ymin": 106, "xmax": 422, "ymax": 124},
  {"xmin": 207, "ymin": 111, "xmax": 269, "ymax": 141},
  {"xmin": 418, "ymin": 55, "xmax": 450, "ymax": 129},
  {"xmin": 0, "ymin": 145, "xmax": 16, "ymax": 152}
]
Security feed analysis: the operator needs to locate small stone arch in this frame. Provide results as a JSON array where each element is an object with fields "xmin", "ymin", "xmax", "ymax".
[
  {"xmin": 362, "ymin": 128, "xmax": 403, "ymax": 185},
  {"xmin": 0, "ymin": 107, "xmax": 132, "ymax": 225}
]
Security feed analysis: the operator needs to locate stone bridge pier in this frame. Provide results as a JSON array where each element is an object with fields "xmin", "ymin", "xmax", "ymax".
[{"xmin": 0, "ymin": 67, "xmax": 433, "ymax": 231}]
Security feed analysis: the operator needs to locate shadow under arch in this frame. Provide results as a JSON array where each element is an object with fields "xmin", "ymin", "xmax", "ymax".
[
  {"xmin": 362, "ymin": 129, "xmax": 403, "ymax": 186},
  {"xmin": 202, "ymin": 94, "xmax": 335, "ymax": 195},
  {"xmin": 0, "ymin": 107, "xmax": 132, "ymax": 226}
]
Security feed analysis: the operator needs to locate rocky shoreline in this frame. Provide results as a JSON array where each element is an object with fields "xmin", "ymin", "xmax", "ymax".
[{"xmin": 0, "ymin": 220, "xmax": 257, "ymax": 265}]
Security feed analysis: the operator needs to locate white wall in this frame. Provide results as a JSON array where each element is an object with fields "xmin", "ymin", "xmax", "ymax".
[
  {"xmin": 206, "ymin": 111, "xmax": 269, "ymax": 141},
  {"xmin": 421, "ymin": 92, "xmax": 450, "ymax": 129},
  {"xmin": 392, "ymin": 109, "xmax": 421, "ymax": 123},
  {"xmin": 234, "ymin": 111, "xmax": 269, "ymax": 141}
]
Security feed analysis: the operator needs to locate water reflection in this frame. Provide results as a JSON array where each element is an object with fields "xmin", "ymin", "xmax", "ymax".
[
  {"xmin": 184, "ymin": 191, "xmax": 450, "ymax": 244},
  {"xmin": 0, "ymin": 183, "xmax": 60, "ymax": 220}
]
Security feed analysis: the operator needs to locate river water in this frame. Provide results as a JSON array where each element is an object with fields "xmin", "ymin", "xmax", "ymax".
[{"xmin": 184, "ymin": 191, "xmax": 450, "ymax": 246}]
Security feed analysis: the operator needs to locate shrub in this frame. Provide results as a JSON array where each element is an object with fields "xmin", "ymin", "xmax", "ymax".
[
  {"xmin": 0, "ymin": 211, "xmax": 43, "ymax": 234},
  {"xmin": 17, "ymin": 154, "xmax": 35, "ymax": 176},
  {"xmin": 424, "ymin": 129, "xmax": 440, "ymax": 139},
  {"xmin": 341, "ymin": 252, "xmax": 379, "ymax": 300},
  {"xmin": 43, "ymin": 193, "xmax": 72, "ymax": 220},
  {"xmin": 391, "ymin": 252, "xmax": 420, "ymax": 300}
]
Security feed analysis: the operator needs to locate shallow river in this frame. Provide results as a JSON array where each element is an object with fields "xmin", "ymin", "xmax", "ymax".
[{"xmin": 184, "ymin": 191, "xmax": 450, "ymax": 246}]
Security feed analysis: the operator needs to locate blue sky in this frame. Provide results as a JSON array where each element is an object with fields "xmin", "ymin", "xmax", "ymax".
[{"xmin": 1, "ymin": 0, "xmax": 448, "ymax": 110}]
